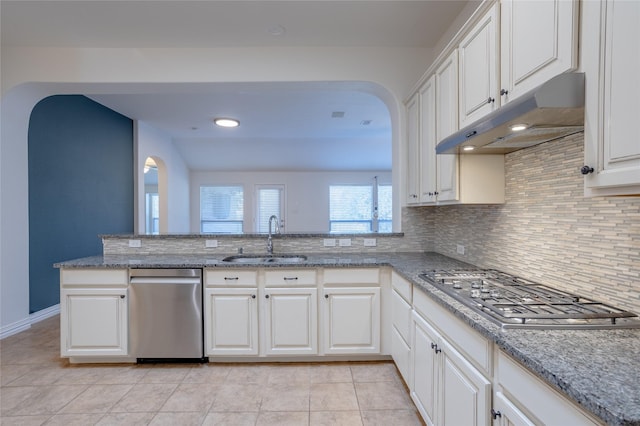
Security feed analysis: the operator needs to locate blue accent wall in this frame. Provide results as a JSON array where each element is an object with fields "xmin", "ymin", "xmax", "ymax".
[{"xmin": 28, "ymin": 95, "xmax": 134, "ymax": 313}]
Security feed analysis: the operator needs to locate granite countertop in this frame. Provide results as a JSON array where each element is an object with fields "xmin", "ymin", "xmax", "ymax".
[{"xmin": 56, "ymin": 252, "xmax": 640, "ymax": 426}]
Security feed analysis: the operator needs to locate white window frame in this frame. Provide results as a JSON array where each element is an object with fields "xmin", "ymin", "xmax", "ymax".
[{"xmin": 255, "ymin": 184, "xmax": 286, "ymax": 233}]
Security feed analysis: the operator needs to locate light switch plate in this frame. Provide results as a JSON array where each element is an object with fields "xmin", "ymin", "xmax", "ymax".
[
  {"xmin": 205, "ymin": 239, "xmax": 218, "ymax": 248},
  {"xmin": 339, "ymin": 238, "xmax": 352, "ymax": 247},
  {"xmin": 323, "ymin": 239, "xmax": 336, "ymax": 247},
  {"xmin": 128, "ymin": 239, "xmax": 141, "ymax": 248},
  {"xmin": 363, "ymin": 238, "xmax": 377, "ymax": 247}
]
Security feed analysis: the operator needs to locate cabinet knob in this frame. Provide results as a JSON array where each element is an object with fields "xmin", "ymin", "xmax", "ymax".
[
  {"xmin": 491, "ymin": 409, "xmax": 502, "ymax": 419},
  {"xmin": 434, "ymin": 191, "xmax": 439, "ymax": 196},
  {"xmin": 325, "ymin": 294, "xmax": 329, "ymax": 299},
  {"xmin": 581, "ymin": 165, "xmax": 595, "ymax": 175},
  {"xmin": 487, "ymin": 97, "xmax": 495, "ymax": 104},
  {"xmin": 120, "ymin": 295, "xmax": 125, "ymax": 299},
  {"xmin": 265, "ymin": 294, "xmax": 270, "ymax": 299},
  {"xmin": 251, "ymin": 294, "xmax": 256, "ymax": 299},
  {"xmin": 500, "ymin": 89, "xmax": 509, "ymax": 96}
]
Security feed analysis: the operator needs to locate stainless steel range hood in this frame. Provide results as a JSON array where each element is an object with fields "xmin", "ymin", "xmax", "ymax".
[{"xmin": 436, "ymin": 73, "xmax": 585, "ymax": 155}]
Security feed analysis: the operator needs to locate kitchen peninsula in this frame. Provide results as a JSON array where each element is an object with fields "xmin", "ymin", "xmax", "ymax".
[{"xmin": 55, "ymin": 233, "xmax": 640, "ymax": 426}]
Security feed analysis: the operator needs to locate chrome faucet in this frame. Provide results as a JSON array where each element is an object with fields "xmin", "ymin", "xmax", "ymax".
[{"xmin": 267, "ymin": 215, "xmax": 280, "ymax": 254}]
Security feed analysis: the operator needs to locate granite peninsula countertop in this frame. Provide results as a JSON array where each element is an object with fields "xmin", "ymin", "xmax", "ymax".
[{"xmin": 56, "ymin": 252, "xmax": 640, "ymax": 426}]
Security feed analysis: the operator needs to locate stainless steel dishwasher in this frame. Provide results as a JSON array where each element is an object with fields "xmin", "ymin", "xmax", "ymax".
[{"xmin": 129, "ymin": 269, "xmax": 205, "ymax": 362}]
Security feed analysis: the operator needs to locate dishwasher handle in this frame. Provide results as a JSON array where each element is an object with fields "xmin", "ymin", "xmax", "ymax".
[{"xmin": 130, "ymin": 277, "xmax": 201, "ymax": 285}]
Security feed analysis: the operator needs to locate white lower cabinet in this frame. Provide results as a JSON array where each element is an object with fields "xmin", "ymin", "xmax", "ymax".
[
  {"xmin": 411, "ymin": 310, "xmax": 491, "ymax": 426},
  {"xmin": 60, "ymin": 269, "xmax": 129, "ymax": 357},
  {"xmin": 204, "ymin": 288, "xmax": 258, "ymax": 356},
  {"xmin": 495, "ymin": 350, "xmax": 601, "ymax": 426},
  {"xmin": 263, "ymin": 287, "xmax": 318, "ymax": 355},
  {"xmin": 323, "ymin": 287, "xmax": 380, "ymax": 354}
]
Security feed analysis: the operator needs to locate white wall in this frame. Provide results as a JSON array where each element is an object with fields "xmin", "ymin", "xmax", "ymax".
[
  {"xmin": 0, "ymin": 45, "xmax": 433, "ymax": 335},
  {"xmin": 190, "ymin": 170, "xmax": 392, "ymax": 233},
  {"xmin": 136, "ymin": 121, "xmax": 190, "ymax": 233}
]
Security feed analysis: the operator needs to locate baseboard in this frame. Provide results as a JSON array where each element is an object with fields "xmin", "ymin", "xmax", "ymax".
[{"xmin": 0, "ymin": 304, "xmax": 60, "ymax": 340}]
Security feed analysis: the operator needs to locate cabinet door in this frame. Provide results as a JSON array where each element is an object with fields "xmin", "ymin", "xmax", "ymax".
[
  {"xmin": 419, "ymin": 76, "xmax": 437, "ymax": 204},
  {"xmin": 440, "ymin": 338, "xmax": 492, "ymax": 426},
  {"xmin": 204, "ymin": 288, "xmax": 259, "ymax": 356},
  {"xmin": 500, "ymin": 0, "xmax": 578, "ymax": 103},
  {"xmin": 411, "ymin": 311, "xmax": 440, "ymax": 426},
  {"xmin": 60, "ymin": 288, "xmax": 128, "ymax": 356},
  {"xmin": 264, "ymin": 287, "xmax": 318, "ymax": 355},
  {"xmin": 323, "ymin": 287, "xmax": 380, "ymax": 354},
  {"xmin": 406, "ymin": 93, "xmax": 420, "ymax": 204},
  {"xmin": 459, "ymin": 4, "xmax": 499, "ymax": 126},
  {"xmin": 435, "ymin": 51, "xmax": 460, "ymax": 202},
  {"xmin": 583, "ymin": 0, "xmax": 640, "ymax": 195},
  {"xmin": 493, "ymin": 392, "xmax": 536, "ymax": 426}
]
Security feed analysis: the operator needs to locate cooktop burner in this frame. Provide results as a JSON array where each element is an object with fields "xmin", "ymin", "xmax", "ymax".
[{"xmin": 418, "ymin": 269, "xmax": 640, "ymax": 330}]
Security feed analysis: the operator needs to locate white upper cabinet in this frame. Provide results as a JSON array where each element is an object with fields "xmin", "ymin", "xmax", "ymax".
[
  {"xmin": 459, "ymin": 4, "xmax": 499, "ymax": 127},
  {"xmin": 500, "ymin": 0, "xmax": 579, "ymax": 103},
  {"xmin": 406, "ymin": 93, "xmax": 420, "ymax": 204},
  {"xmin": 419, "ymin": 76, "xmax": 437, "ymax": 204},
  {"xmin": 435, "ymin": 51, "xmax": 460, "ymax": 203},
  {"xmin": 582, "ymin": 0, "xmax": 640, "ymax": 196}
]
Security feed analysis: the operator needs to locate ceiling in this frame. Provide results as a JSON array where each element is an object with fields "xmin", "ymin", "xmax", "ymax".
[{"xmin": 2, "ymin": 0, "xmax": 474, "ymax": 171}]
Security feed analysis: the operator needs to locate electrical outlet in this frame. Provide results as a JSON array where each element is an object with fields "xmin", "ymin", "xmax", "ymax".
[
  {"xmin": 363, "ymin": 238, "xmax": 377, "ymax": 247},
  {"xmin": 456, "ymin": 244, "xmax": 465, "ymax": 255},
  {"xmin": 339, "ymin": 238, "xmax": 352, "ymax": 247},
  {"xmin": 323, "ymin": 238, "xmax": 336, "ymax": 247},
  {"xmin": 205, "ymin": 239, "xmax": 218, "ymax": 248},
  {"xmin": 128, "ymin": 239, "xmax": 141, "ymax": 248}
]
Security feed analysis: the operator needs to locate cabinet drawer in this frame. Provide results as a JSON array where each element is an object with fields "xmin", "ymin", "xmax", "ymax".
[
  {"xmin": 323, "ymin": 268, "xmax": 379, "ymax": 284},
  {"xmin": 391, "ymin": 271, "xmax": 412, "ymax": 302},
  {"xmin": 205, "ymin": 269, "xmax": 258, "ymax": 286},
  {"xmin": 265, "ymin": 269, "xmax": 316, "ymax": 286},
  {"xmin": 391, "ymin": 326, "xmax": 411, "ymax": 385},
  {"xmin": 413, "ymin": 289, "xmax": 492, "ymax": 376},
  {"xmin": 497, "ymin": 350, "xmax": 600, "ymax": 425},
  {"xmin": 60, "ymin": 269, "xmax": 128, "ymax": 287}
]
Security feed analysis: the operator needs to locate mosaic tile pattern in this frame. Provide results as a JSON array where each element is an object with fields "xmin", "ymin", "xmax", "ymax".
[{"xmin": 430, "ymin": 134, "xmax": 640, "ymax": 314}]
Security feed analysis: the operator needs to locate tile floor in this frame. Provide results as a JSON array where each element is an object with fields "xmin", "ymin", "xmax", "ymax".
[{"xmin": 0, "ymin": 316, "xmax": 423, "ymax": 425}]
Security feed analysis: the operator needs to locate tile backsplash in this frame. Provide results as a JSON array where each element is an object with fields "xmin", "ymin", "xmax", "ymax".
[{"xmin": 423, "ymin": 133, "xmax": 640, "ymax": 314}]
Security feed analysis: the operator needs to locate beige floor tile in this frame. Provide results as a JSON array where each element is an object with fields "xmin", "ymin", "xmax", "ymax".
[
  {"xmin": 94, "ymin": 366, "xmax": 149, "ymax": 385},
  {"xmin": 43, "ymin": 413, "xmax": 106, "ymax": 425},
  {"xmin": 261, "ymin": 384, "xmax": 310, "ymax": 412},
  {"xmin": 0, "ymin": 386, "xmax": 41, "ymax": 415},
  {"xmin": 53, "ymin": 365, "xmax": 112, "ymax": 385},
  {"xmin": 5, "ymin": 385, "xmax": 88, "ymax": 416},
  {"xmin": 225, "ymin": 365, "xmax": 272, "ymax": 385},
  {"xmin": 309, "ymin": 410, "xmax": 363, "ymax": 426},
  {"xmin": 350, "ymin": 362, "xmax": 400, "ymax": 383},
  {"xmin": 94, "ymin": 412, "xmax": 156, "ymax": 426},
  {"xmin": 309, "ymin": 383, "xmax": 359, "ymax": 411},
  {"xmin": 58, "ymin": 384, "xmax": 133, "ymax": 414},
  {"xmin": 138, "ymin": 365, "xmax": 191, "ymax": 384},
  {"xmin": 182, "ymin": 364, "xmax": 231, "ymax": 384},
  {"xmin": 110, "ymin": 383, "xmax": 177, "ymax": 413},
  {"xmin": 0, "ymin": 414, "xmax": 51, "ymax": 425},
  {"xmin": 159, "ymin": 383, "xmax": 218, "ymax": 412},
  {"xmin": 267, "ymin": 364, "xmax": 311, "ymax": 385},
  {"xmin": 202, "ymin": 412, "xmax": 259, "ymax": 426},
  {"xmin": 0, "ymin": 365, "xmax": 33, "ymax": 386},
  {"xmin": 361, "ymin": 409, "xmax": 424, "ymax": 425},
  {"xmin": 5, "ymin": 366, "xmax": 68, "ymax": 387},
  {"xmin": 309, "ymin": 364, "xmax": 353, "ymax": 384},
  {"xmin": 209, "ymin": 384, "xmax": 263, "ymax": 412},
  {"xmin": 148, "ymin": 411, "xmax": 206, "ymax": 426},
  {"xmin": 355, "ymin": 382, "xmax": 414, "ymax": 410},
  {"xmin": 256, "ymin": 411, "xmax": 309, "ymax": 426}
]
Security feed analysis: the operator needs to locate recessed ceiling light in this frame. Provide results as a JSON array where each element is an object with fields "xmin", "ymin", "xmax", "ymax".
[
  {"xmin": 213, "ymin": 118, "xmax": 240, "ymax": 128},
  {"xmin": 510, "ymin": 123, "xmax": 528, "ymax": 132},
  {"xmin": 267, "ymin": 25, "xmax": 286, "ymax": 36},
  {"xmin": 463, "ymin": 146, "xmax": 475, "ymax": 151},
  {"xmin": 331, "ymin": 111, "xmax": 345, "ymax": 118}
]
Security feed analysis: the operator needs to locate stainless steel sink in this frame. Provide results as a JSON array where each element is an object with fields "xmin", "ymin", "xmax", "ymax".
[{"xmin": 222, "ymin": 254, "xmax": 308, "ymax": 264}]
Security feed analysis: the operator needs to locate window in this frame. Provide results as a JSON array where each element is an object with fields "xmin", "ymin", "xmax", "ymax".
[
  {"xmin": 200, "ymin": 185, "xmax": 244, "ymax": 233},
  {"xmin": 256, "ymin": 185, "xmax": 284, "ymax": 233},
  {"xmin": 145, "ymin": 193, "xmax": 159, "ymax": 235},
  {"xmin": 329, "ymin": 180, "xmax": 392, "ymax": 233}
]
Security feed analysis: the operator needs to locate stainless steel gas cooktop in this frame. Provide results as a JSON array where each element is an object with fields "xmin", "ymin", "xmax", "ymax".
[{"xmin": 419, "ymin": 269, "xmax": 640, "ymax": 330}]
